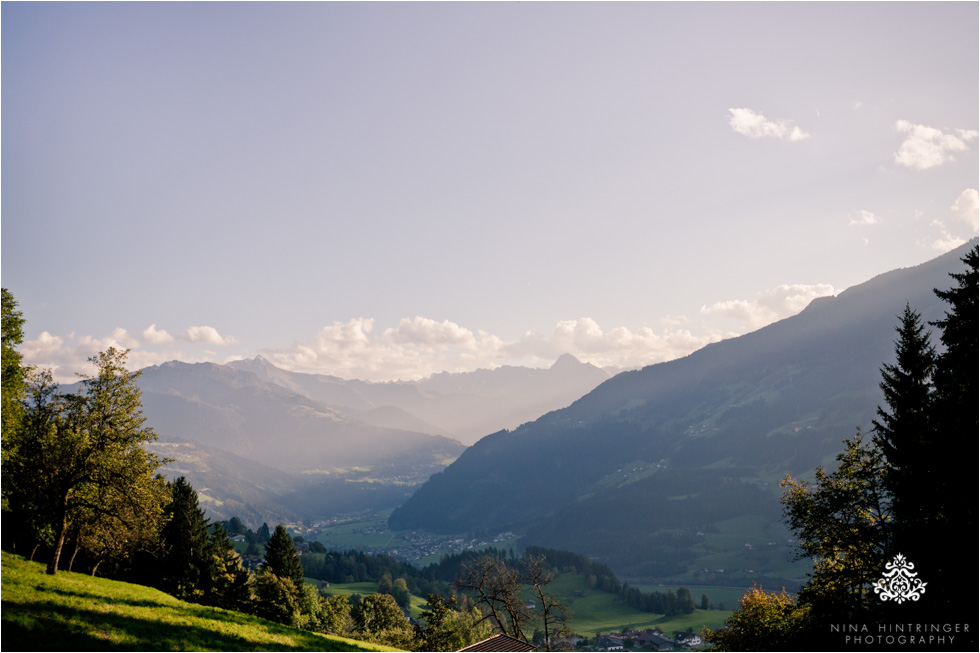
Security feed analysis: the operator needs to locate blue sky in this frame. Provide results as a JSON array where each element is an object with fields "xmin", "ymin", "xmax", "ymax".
[{"xmin": 3, "ymin": 2, "xmax": 977, "ymax": 382}]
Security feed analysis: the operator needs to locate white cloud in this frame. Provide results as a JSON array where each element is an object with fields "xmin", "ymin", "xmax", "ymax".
[
  {"xmin": 181, "ymin": 325, "xmax": 236, "ymax": 345},
  {"xmin": 142, "ymin": 323, "xmax": 175, "ymax": 345},
  {"xmin": 728, "ymin": 108, "xmax": 810, "ymax": 142},
  {"xmin": 928, "ymin": 219, "xmax": 967, "ymax": 253},
  {"xmin": 384, "ymin": 317, "xmax": 476, "ymax": 349},
  {"xmin": 951, "ymin": 188, "xmax": 979, "ymax": 232},
  {"xmin": 264, "ymin": 316, "xmax": 723, "ymax": 381},
  {"xmin": 893, "ymin": 120, "xmax": 978, "ymax": 170},
  {"xmin": 701, "ymin": 283, "xmax": 836, "ymax": 330},
  {"xmin": 849, "ymin": 210, "xmax": 880, "ymax": 227},
  {"xmin": 21, "ymin": 327, "xmax": 165, "ymax": 383}
]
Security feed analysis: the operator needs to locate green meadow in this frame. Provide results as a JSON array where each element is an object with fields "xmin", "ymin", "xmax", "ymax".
[
  {"xmin": 530, "ymin": 573, "xmax": 730, "ymax": 637},
  {"xmin": 1, "ymin": 552, "xmax": 397, "ymax": 652}
]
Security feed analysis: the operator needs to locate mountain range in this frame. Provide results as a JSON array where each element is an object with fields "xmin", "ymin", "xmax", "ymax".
[
  {"xmin": 227, "ymin": 352, "xmax": 611, "ymax": 445},
  {"xmin": 126, "ymin": 352, "xmax": 610, "ymax": 521},
  {"xmin": 389, "ymin": 240, "xmax": 977, "ymax": 583}
]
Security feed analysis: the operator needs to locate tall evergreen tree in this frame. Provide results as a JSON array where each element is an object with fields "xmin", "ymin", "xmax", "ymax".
[
  {"xmin": 920, "ymin": 244, "xmax": 977, "ymax": 629},
  {"xmin": 871, "ymin": 304, "xmax": 935, "ymax": 535},
  {"xmin": 158, "ymin": 477, "xmax": 213, "ymax": 599},
  {"xmin": 263, "ymin": 524, "xmax": 304, "ymax": 586}
]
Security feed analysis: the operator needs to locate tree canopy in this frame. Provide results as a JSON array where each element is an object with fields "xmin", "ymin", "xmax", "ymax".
[{"xmin": 8, "ymin": 348, "xmax": 168, "ymax": 575}]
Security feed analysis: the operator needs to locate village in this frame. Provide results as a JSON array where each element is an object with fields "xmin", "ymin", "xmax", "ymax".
[{"xmin": 587, "ymin": 628, "xmax": 704, "ymax": 652}]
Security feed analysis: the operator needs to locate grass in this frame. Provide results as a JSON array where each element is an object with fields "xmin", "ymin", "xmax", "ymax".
[
  {"xmin": 545, "ymin": 573, "xmax": 730, "ymax": 636},
  {"xmin": 0, "ymin": 552, "xmax": 399, "ymax": 652}
]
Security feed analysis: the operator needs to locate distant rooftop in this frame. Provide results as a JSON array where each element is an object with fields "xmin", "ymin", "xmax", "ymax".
[{"xmin": 458, "ymin": 633, "xmax": 537, "ymax": 652}]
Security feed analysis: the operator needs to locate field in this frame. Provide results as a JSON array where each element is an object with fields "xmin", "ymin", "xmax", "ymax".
[
  {"xmin": 546, "ymin": 573, "xmax": 730, "ymax": 636},
  {"xmin": 1, "ymin": 552, "xmax": 396, "ymax": 652}
]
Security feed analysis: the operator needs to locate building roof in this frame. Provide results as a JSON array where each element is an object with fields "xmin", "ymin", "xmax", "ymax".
[{"xmin": 458, "ymin": 633, "xmax": 537, "ymax": 652}]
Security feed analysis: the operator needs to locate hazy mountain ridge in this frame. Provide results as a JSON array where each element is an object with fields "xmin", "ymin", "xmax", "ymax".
[
  {"xmin": 137, "ymin": 360, "xmax": 464, "ymax": 474},
  {"xmin": 389, "ymin": 241, "xmax": 976, "ymax": 580},
  {"xmin": 229, "ymin": 352, "xmax": 612, "ymax": 444},
  {"xmin": 128, "ymin": 353, "xmax": 609, "ymax": 524}
]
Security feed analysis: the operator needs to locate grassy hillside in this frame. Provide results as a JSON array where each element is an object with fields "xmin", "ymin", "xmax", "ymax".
[{"xmin": 0, "ymin": 552, "xmax": 398, "ymax": 652}]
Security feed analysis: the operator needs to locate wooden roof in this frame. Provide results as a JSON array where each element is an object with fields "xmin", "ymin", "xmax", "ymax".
[{"xmin": 458, "ymin": 633, "xmax": 537, "ymax": 652}]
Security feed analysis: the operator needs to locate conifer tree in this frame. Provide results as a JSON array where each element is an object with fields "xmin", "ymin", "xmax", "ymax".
[
  {"xmin": 871, "ymin": 304, "xmax": 935, "ymax": 537},
  {"xmin": 920, "ymin": 245, "xmax": 977, "ymax": 627},
  {"xmin": 159, "ymin": 476, "xmax": 212, "ymax": 599},
  {"xmin": 263, "ymin": 524, "xmax": 304, "ymax": 586}
]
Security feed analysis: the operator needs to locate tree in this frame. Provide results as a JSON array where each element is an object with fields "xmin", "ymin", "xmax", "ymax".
[
  {"xmin": 920, "ymin": 244, "xmax": 977, "ymax": 625},
  {"xmin": 350, "ymin": 593, "xmax": 415, "ymax": 650},
  {"xmin": 455, "ymin": 553, "xmax": 571, "ymax": 651},
  {"xmin": 70, "ymin": 468, "xmax": 168, "ymax": 575},
  {"xmin": 702, "ymin": 586, "xmax": 811, "ymax": 651},
  {"xmin": 263, "ymin": 524, "xmax": 304, "ymax": 586},
  {"xmin": 159, "ymin": 477, "xmax": 213, "ymax": 599},
  {"xmin": 871, "ymin": 304, "xmax": 935, "ymax": 534},
  {"xmin": 522, "ymin": 554, "xmax": 571, "ymax": 651},
  {"xmin": 2, "ymin": 289, "xmax": 30, "ymax": 534},
  {"xmin": 12, "ymin": 348, "xmax": 167, "ymax": 575},
  {"xmin": 391, "ymin": 577, "xmax": 412, "ymax": 611},
  {"xmin": 377, "ymin": 569, "xmax": 393, "ymax": 595},
  {"xmin": 254, "ymin": 570, "xmax": 302, "ymax": 625},
  {"xmin": 206, "ymin": 523, "xmax": 253, "ymax": 612},
  {"xmin": 780, "ymin": 430, "xmax": 891, "ymax": 621},
  {"xmin": 455, "ymin": 554, "xmax": 533, "ymax": 643},
  {"xmin": 675, "ymin": 587, "xmax": 697, "ymax": 615},
  {"xmin": 1, "ymin": 290, "xmax": 28, "ymax": 491},
  {"xmin": 415, "ymin": 593, "xmax": 493, "ymax": 652},
  {"xmin": 317, "ymin": 594, "xmax": 353, "ymax": 636}
]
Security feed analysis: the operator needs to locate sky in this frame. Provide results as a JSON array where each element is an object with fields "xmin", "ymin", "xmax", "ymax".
[{"xmin": 3, "ymin": 2, "xmax": 978, "ymax": 383}]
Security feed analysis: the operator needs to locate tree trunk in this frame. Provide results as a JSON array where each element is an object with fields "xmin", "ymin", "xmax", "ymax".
[
  {"xmin": 46, "ymin": 501, "xmax": 69, "ymax": 575},
  {"xmin": 68, "ymin": 539, "xmax": 81, "ymax": 572}
]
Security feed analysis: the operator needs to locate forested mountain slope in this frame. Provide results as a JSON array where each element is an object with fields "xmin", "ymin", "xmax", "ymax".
[{"xmin": 389, "ymin": 241, "xmax": 976, "ymax": 580}]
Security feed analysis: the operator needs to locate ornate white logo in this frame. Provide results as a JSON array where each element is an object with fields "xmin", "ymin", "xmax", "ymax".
[{"xmin": 875, "ymin": 553, "xmax": 927, "ymax": 603}]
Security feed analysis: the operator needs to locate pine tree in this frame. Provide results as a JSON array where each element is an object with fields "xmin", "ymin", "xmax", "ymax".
[
  {"xmin": 920, "ymin": 244, "xmax": 977, "ymax": 629},
  {"xmin": 871, "ymin": 304, "xmax": 935, "ymax": 535},
  {"xmin": 159, "ymin": 477, "xmax": 212, "ymax": 600},
  {"xmin": 263, "ymin": 524, "xmax": 304, "ymax": 586}
]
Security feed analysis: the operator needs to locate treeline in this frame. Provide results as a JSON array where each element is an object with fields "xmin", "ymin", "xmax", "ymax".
[{"xmin": 620, "ymin": 583, "xmax": 698, "ymax": 616}]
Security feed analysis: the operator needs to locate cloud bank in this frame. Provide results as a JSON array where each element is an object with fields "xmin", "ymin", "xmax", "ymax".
[{"xmin": 19, "ymin": 286, "xmax": 837, "ymax": 384}]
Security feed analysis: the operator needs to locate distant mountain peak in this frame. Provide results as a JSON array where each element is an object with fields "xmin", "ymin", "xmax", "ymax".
[{"xmin": 551, "ymin": 353, "xmax": 584, "ymax": 369}]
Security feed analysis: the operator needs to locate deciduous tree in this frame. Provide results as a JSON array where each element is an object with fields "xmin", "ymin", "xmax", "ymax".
[
  {"xmin": 12, "ymin": 348, "xmax": 167, "ymax": 575},
  {"xmin": 702, "ymin": 586, "xmax": 811, "ymax": 651}
]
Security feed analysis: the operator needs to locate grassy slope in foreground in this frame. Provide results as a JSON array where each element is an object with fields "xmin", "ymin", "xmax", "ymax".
[{"xmin": 0, "ymin": 552, "xmax": 398, "ymax": 652}]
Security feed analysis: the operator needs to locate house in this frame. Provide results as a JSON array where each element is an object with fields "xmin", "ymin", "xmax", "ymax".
[
  {"xmin": 596, "ymin": 636, "xmax": 624, "ymax": 652},
  {"xmin": 675, "ymin": 632, "xmax": 703, "ymax": 647},
  {"xmin": 458, "ymin": 633, "xmax": 536, "ymax": 652}
]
